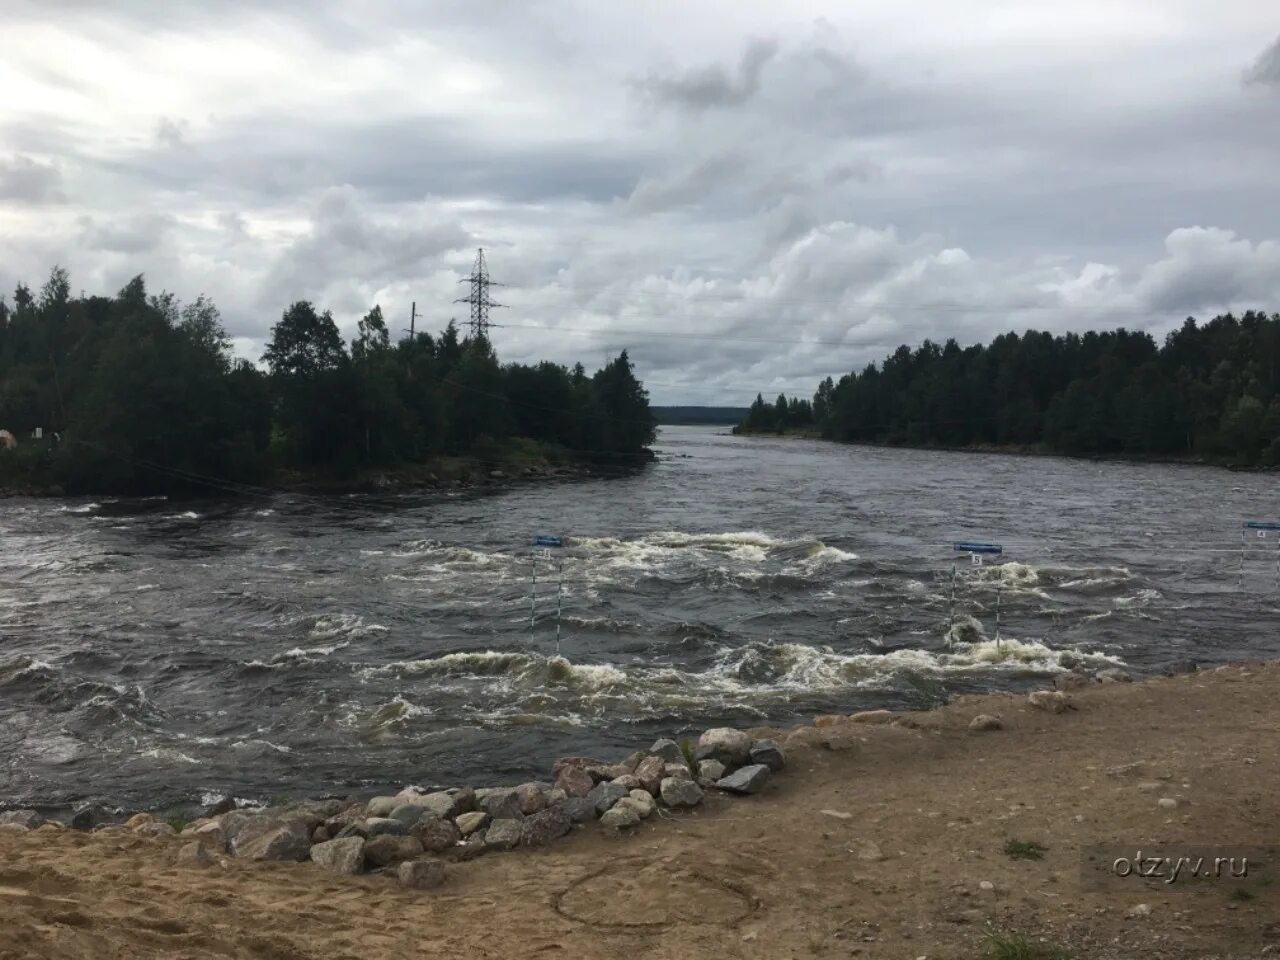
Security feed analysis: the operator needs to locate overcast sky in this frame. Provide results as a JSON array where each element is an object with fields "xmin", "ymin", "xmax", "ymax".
[{"xmin": 2, "ymin": 1, "xmax": 1278, "ymax": 404}]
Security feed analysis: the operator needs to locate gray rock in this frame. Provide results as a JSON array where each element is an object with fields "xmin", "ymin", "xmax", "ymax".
[
  {"xmin": 175, "ymin": 841, "xmax": 215, "ymax": 868},
  {"xmin": 70, "ymin": 804, "xmax": 104, "ymax": 831},
  {"xmin": 600, "ymin": 803, "xmax": 641, "ymax": 829},
  {"xmin": 749, "ymin": 739, "xmax": 786, "ymax": 772},
  {"xmin": 649, "ymin": 739, "xmax": 684, "ymax": 763},
  {"xmin": 192, "ymin": 821, "xmax": 227, "ymax": 852},
  {"xmin": 513, "ymin": 783, "xmax": 548, "ymax": 815},
  {"xmin": 696, "ymin": 727, "xmax": 751, "ymax": 766},
  {"xmin": 554, "ymin": 766, "xmax": 594, "ymax": 798},
  {"xmin": 402, "ymin": 789, "xmax": 473, "ymax": 820},
  {"xmin": 697, "ymin": 759, "xmax": 726, "ymax": 782},
  {"xmin": 556, "ymin": 796, "xmax": 597, "ymax": 824},
  {"xmin": 203, "ymin": 796, "xmax": 236, "ymax": 818},
  {"xmin": 366, "ymin": 796, "xmax": 398, "ymax": 818},
  {"xmin": 633, "ymin": 756, "xmax": 665, "ymax": 795},
  {"xmin": 484, "ymin": 818, "xmax": 523, "ymax": 851},
  {"xmin": 363, "ymin": 817, "xmax": 409, "ymax": 837},
  {"xmin": 1055, "ymin": 670, "xmax": 1093, "ymax": 691},
  {"xmin": 521, "ymin": 805, "xmax": 572, "ymax": 847},
  {"xmin": 455, "ymin": 811, "xmax": 489, "ymax": 836},
  {"xmin": 389, "ymin": 804, "xmax": 426, "ymax": 829},
  {"xmin": 334, "ymin": 822, "xmax": 367, "ymax": 840},
  {"xmin": 586, "ymin": 781, "xmax": 629, "ymax": 815},
  {"xmin": 364, "ymin": 834, "xmax": 423, "ymax": 867},
  {"xmin": 968, "ymin": 714, "xmax": 1003, "ymax": 733},
  {"xmin": 1097, "ymin": 667, "xmax": 1133, "ymax": 684},
  {"xmin": 716, "ymin": 763, "xmax": 771, "ymax": 795},
  {"xmin": 659, "ymin": 776, "xmax": 705, "ymax": 808},
  {"xmin": 1027, "ymin": 691, "xmax": 1071, "ymax": 714},
  {"xmin": 626, "ymin": 790, "xmax": 655, "ymax": 818},
  {"xmin": 399, "ymin": 858, "xmax": 446, "ymax": 889},
  {"xmin": 412, "ymin": 817, "xmax": 460, "ymax": 854},
  {"xmin": 310, "ymin": 836, "xmax": 365, "ymax": 875},
  {"xmin": 479, "ymin": 790, "xmax": 524, "ymax": 821},
  {"xmin": 0, "ymin": 810, "xmax": 43, "ymax": 830},
  {"xmin": 663, "ymin": 762, "xmax": 694, "ymax": 781},
  {"xmin": 237, "ymin": 822, "xmax": 312, "ymax": 862},
  {"xmin": 311, "ymin": 825, "xmax": 331, "ymax": 844}
]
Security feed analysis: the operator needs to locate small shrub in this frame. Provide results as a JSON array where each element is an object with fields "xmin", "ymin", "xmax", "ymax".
[
  {"xmin": 980, "ymin": 928, "xmax": 1070, "ymax": 960},
  {"xmin": 678, "ymin": 737, "xmax": 697, "ymax": 769},
  {"xmin": 1004, "ymin": 839, "xmax": 1047, "ymax": 861},
  {"xmin": 160, "ymin": 809, "xmax": 189, "ymax": 833}
]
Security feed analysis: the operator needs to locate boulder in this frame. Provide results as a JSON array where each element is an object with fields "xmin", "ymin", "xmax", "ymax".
[
  {"xmin": 554, "ymin": 766, "xmax": 594, "ymax": 798},
  {"xmin": 125, "ymin": 813, "xmax": 155, "ymax": 830},
  {"xmin": 398, "ymin": 789, "xmax": 473, "ymax": 820},
  {"xmin": 663, "ymin": 763, "xmax": 694, "ymax": 781},
  {"xmin": 310, "ymin": 836, "xmax": 365, "ymax": 875},
  {"xmin": 192, "ymin": 822, "xmax": 227, "ymax": 852},
  {"xmin": 626, "ymin": 791, "xmax": 655, "ymax": 818},
  {"xmin": 586, "ymin": 781, "xmax": 629, "ymax": 815},
  {"xmin": 364, "ymin": 834, "xmax": 423, "ymax": 868},
  {"xmin": 1054, "ymin": 671, "xmax": 1093, "ymax": 691},
  {"xmin": 619, "ymin": 751, "xmax": 645, "ymax": 773},
  {"xmin": 237, "ymin": 822, "xmax": 312, "ymax": 862},
  {"xmin": 203, "ymin": 796, "xmax": 237, "ymax": 818},
  {"xmin": 366, "ymin": 796, "xmax": 398, "ymax": 818},
  {"xmin": 848, "ymin": 710, "xmax": 894, "ymax": 724},
  {"xmin": 521, "ymin": 805, "xmax": 572, "ymax": 847},
  {"xmin": 784, "ymin": 727, "xmax": 825, "ymax": 749},
  {"xmin": 174, "ymin": 841, "xmax": 215, "ymax": 868},
  {"xmin": 483, "ymin": 818, "xmax": 523, "ymax": 851},
  {"xmin": 609, "ymin": 774, "xmax": 642, "ymax": 792},
  {"xmin": 1096, "ymin": 667, "xmax": 1133, "ymax": 684},
  {"xmin": 398, "ymin": 858, "xmax": 446, "ymax": 890},
  {"xmin": 813, "ymin": 715, "xmax": 850, "ymax": 728},
  {"xmin": 659, "ymin": 776, "xmax": 705, "ymax": 808},
  {"xmin": 513, "ymin": 783, "xmax": 548, "ymax": 815},
  {"xmin": 455, "ymin": 811, "xmax": 489, "ymax": 836},
  {"xmin": 388, "ymin": 804, "xmax": 425, "ymax": 829},
  {"xmin": 649, "ymin": 739, "xmax": 684, "ymax": 764},
  {"xmin": 1027, "ymin": 691, "xmax": 1071, "ymax": 714},
  {"xmin": 412, "ymin": 817, "xmax": 460, "ymax": 854},
  {"xmin": 748, "ymin": 739, "xmax": 785, "ymax": 772},
  {"xmin": 968, "ymin": 714, "xmax": 1003, "ymax": 733},
  {"xmin": 556, "ymin": 796, "xmax": 598, "ymax": 824},
  {"xmin": 70, "ymin": 804, "xmax": 104, "ymax": 831},
  {"xmin": 135, "ymin": 822, "xmax": 178, "ymax": 840},
  {"xmin": 697, "ymin": 759, "xmax": 726, "ymax": 783},
  {"xmin": 0, "ymin": 810, "xmax": 44, "ymax": 830},
  {"xmin": 551, "ymin": 756, "xmax": 606, "ymax": 780},
  {"xmin": 716, "ymin": 764, "xmax": 770, "ymax": 795},
  {"xmin": 479, "ymin": 790, "xmax": 524, "ymax": 821},
  {"xmin": 633, "ymin": 756, "xmax": 665, "ymax": 795},
  {"xmin": 363, "ymin": 817, "xmax": 409, "ymax": 837},
  {"xmin": 311, "ymin": 826, "xmax": 331, "ymax": 844},
  {"xmin": 600, "ymin": 803, "xmax": 641, "ymax": 830},
  {"xmin": 695, "ymin": 728, "xmax": 751, "ymax": 767}
]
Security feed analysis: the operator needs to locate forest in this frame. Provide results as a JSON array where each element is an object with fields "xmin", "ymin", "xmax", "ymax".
[
  {"xmin": 737, "ymin": 311, "xmax": 1280, "ymax": 467},
  {"xmin": 0, "ymin": 268, "xmax": 655, "ymax": 494}
]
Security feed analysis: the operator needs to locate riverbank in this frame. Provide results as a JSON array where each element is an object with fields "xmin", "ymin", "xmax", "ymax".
[
  {"xmin": 731, "ymin": 428, "xmax": 1277, "ymax": 472},
  {"xmin": 2, "ymin": 660, "xmax": 1275, "ymax": 959}
]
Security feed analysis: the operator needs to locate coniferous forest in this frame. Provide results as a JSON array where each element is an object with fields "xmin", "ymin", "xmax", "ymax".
[
  {"xmin": 737, "ymin": 311, "xmax": 1280, "ymax": 467},
  {"xmin": 0, "ymin": 269, "xmax": 655, "ymax": 494}
]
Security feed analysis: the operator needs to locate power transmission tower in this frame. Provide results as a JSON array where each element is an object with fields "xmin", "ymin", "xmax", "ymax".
[{"xmin": 454, "ymin": 247, "xmax": 505, "ymax": 341}]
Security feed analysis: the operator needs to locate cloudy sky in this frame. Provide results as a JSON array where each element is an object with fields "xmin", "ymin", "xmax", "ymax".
[{"xmin": 2, "ymin": 1, "xmax": 1278, "ymax": 404}]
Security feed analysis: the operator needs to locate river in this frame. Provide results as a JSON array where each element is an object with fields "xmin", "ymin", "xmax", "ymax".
[{"xmin": 2, "ymin": 425, "xmax": 1277, "ymax": 813}]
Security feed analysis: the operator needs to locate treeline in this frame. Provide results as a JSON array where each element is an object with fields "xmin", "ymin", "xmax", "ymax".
[
  {"xmin": 0, "ymin": 268, "xmax": 655, "ymax": 494},
  {"xmin": 737, "ymin": 311, "xmax": 1280, "ymax": 466},
  {"xmin": 737, "ymin": 394, "xmax": 815, "ymax": 433}
]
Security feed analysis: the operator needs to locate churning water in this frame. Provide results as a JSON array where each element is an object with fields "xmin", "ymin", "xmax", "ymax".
[{"xmin": 3, "ymin": 426, "xmax": 1278, "ymax": 812}]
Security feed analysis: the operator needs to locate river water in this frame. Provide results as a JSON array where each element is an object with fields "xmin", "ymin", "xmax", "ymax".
[{"xmin": 3, "ymin": 426, "xmax": 1278, "ymax": 813}]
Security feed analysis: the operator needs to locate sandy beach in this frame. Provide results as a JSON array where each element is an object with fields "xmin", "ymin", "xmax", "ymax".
[{"xmin": 2, "ymin": 662, "xmax": 1277, "ymax": 960}]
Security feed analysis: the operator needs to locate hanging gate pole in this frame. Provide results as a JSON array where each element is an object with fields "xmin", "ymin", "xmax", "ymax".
[
  {"xmin": 555, "ymin": 558, "xmax": 564, "ymax": 657},
  {"xmin": 530, "ymin": 557, "xmax": 537, "ymax": 637},
  {"xmin": 947, "ymin": 561, "xmax": 958, "ymax": 648},
  {"xmin": 994, "ymin": 582, "xmax": 1002, "ymax": 654}
]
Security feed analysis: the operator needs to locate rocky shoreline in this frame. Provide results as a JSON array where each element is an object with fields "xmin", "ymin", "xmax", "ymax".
[{"xmin": 0, "ymin": 728, "xmax": 785, "ymax": 892}]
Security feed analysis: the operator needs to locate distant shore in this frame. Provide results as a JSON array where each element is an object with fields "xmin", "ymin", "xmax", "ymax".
[{"xmin": 730, "ymin": 427, "xmax": 1276, "ymax": 472}]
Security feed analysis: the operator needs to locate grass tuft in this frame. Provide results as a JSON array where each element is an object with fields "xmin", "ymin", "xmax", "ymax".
[
  {"xmin": 678, "ymin": 737, "xmax": 697, "ymax": 770},
  {"xmin": 980, "ymin": 928, "xmax": 1071, "ymax": 960},
  {"xmin": 1004, "ymin": 839, "xmax": 1048, "ymax": 861}
]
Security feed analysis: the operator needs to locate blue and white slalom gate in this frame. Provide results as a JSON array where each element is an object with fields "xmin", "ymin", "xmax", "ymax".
[
  {"xmin": 948, "ymin": 540, "xmax": 1005, "ymax": 651},
  {"xmin": 530, "ymin": 534, "xmax": 566, "ymax": 656},
  {"xmin": 1239, "ymin": 522, "xmax": 1280, "ymax": 591}
]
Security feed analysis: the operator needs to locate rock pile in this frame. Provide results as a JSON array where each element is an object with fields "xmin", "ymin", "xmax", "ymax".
[{"xmin": 0, "ymin": 727, "xmax": 785, "ymax": 892}]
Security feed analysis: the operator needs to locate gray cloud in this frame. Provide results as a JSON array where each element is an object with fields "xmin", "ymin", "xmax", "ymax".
[
  {"xmin": 0, "ymin": 3, "xmax": 1277, "ymax": 404},
  {"xmin": 1243, "ymin": 35, "xmax": 1280, "ymax": 87},
  {"xmin": 637, "ymin": 38, "xmax": 778, "ymax": 110},
  {"xmin": 0, "ymin": 155, "xmax": 65, "ymax": 204}
]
